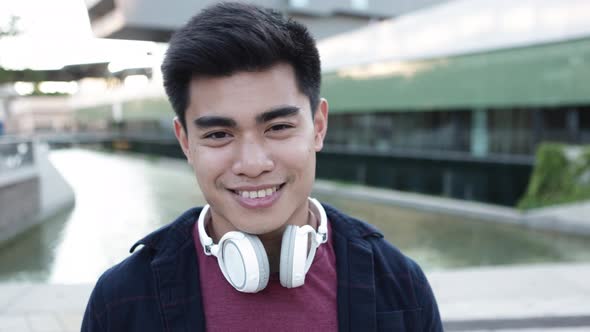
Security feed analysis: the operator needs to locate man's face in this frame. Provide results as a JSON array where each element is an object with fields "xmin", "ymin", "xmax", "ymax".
[{"xmin": 174, "ymin": 63, "xmax": 328, "ymax": 237}]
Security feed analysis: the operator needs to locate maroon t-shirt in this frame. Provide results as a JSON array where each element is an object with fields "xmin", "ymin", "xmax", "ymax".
[{"xmin": 193, "ymin": 220, "xmax": 338, "ymax": 331}]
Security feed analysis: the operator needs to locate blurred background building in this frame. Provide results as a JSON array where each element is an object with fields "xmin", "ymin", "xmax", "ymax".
[{"xmin": 1, "ymin": 0, "xmax": 589, "ymax": 206}]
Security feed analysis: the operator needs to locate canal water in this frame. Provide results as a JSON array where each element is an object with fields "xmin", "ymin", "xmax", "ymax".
[{"xmin": 1, "ymin": 148, "xmax": 589, "ymax": 283}]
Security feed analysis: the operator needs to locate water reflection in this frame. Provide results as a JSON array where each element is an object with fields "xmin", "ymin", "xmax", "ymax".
[
  {"xmin": 0, "ymin": 148, "xmax": 205, "ymax": 283},
  {"xmin": 0, "ymin": 148, "xmax": 589, "ymax": 283},
  {"xmin": 0, "ymin": 208, "xmax": 72, "ymax": 281},
  {"xmin": 317, "ymin": 195, "xmax": 590, "ymax": 270}
]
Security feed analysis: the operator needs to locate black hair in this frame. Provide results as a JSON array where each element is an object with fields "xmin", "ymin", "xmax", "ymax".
[{"xmin": 161, "ymin": 2, "xmax": 321, "ymax": 130}]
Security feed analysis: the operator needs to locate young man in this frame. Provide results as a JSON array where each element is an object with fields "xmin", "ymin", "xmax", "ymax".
[{"xmin": 82, "ymin": 3, "xmax": 442, "ymax": 331}]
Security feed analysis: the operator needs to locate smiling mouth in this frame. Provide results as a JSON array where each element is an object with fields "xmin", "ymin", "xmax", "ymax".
[{"xmin": 229, "ymin": 183, "xmax": 286, "ymax": 199}]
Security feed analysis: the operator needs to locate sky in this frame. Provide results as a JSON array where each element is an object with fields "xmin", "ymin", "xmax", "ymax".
[{"xmin": 0, "ymin": 0, "xmax": 158, "ymax": 70}]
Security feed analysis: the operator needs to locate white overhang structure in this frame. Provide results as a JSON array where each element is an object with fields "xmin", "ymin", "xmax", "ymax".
[{"xmin": 84, "ymin": 0, "xmax": 450, "ymax": 41}]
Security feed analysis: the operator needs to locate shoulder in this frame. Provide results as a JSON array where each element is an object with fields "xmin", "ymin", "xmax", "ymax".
[
  {"xmin": 82, "ymin": 207, "xmax": 203, "ymax": 330},
  {"xmin": 92, "ymin": 245, "xmax": 157, "ymax": 305},
  {"xmin": 82, "ymin": 244, "xmax": 160, "ymax": 331},
  {"xmin": 323, "ymin": 202, "xmax": 441, "ymax": 324},
  {"xmin": 371, "ymin": 237, "xmax": 435, "ymax": 307},
  {"xmin": 324, "ymin": 202, "xmax": 416, "ymax": 273},
  {"xmin": 323, "ymin": 202, "xmax": 423, "ymax": 262},
  {"xmin": 95, "ymin": 206, "xmax": 202, "ymax": 296}
]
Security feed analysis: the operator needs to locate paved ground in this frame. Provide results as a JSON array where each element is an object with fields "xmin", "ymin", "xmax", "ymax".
[
  {"xmin": 431, "ymin": 263, "xmax": 590, "ymax": 331},
  {"xmin": 1, "ymin": 263, "xmax": 589, "ymax": 331},
  {"xmin": 0, "ymin": 284, "xmax": 90, "ymax": 332}
]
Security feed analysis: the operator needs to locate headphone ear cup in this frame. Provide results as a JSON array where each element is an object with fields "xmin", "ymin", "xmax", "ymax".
[
  {"xmin": 218, "ymin": 232, "xmax": 269, "ymax": 293},
  {"xmin": 280, "ymin": 225, "xmax": 310, "ymax": 288},
  {"xmin": 279, "ymin": 225, "xmax": 297, "ymax": 288},
  {"xmin": 247, "ymin": 234, "xmax": 270, "ymax": 291}
]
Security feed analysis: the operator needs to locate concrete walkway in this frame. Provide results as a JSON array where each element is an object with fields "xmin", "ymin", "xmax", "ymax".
[
  {"xmin": 0, "ymin": 283, "xmax": 90, "ymax": 332},
  {"xmin": 430, "ymin": 263, "xmax": 590, "ymax": 331},
  {"xmin": 524, "ymin": 202, "xmax": 590, "ymax": 235},
  {"xmin": 313, "ymin": 180, "xmax": 590, "ymax": 236},
  {"xmin": 1, "ymin": 263, "xmax": 589, "ymax": 331}
]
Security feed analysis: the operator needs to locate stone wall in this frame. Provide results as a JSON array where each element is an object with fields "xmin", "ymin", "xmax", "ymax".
[
  {"xmin": 0, "ymin": 142, "xmax": 74, "ymax": 245},
  {"xmin": 0, "ymin": 173, "xmax": 40, "ymax": 244}
]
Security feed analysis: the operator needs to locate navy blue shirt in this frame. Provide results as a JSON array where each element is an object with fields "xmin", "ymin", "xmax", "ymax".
[{"xmin": 82, "ymin": 204, "xmax": 442, "ymax": 331}]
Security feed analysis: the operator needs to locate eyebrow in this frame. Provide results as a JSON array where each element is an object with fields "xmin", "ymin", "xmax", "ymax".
[
  {"xmin": 193, "ymin": 106, "xmax": 300, "ymax": 129},
  {"xmin": 255, "ymin": 106, "xmax": 300, "ymax": 123},
  {"xmin": 194, "ymin": 116, "xmax": 237, "ymax": 129}
]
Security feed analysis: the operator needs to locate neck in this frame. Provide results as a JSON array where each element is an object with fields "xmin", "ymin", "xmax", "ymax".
[
  {"xmin": 258, "ymin": 209, "xmax": 318, "ymax": 273},
  {"xmin": 207, "ymin": 200, "xmax": 319, "ymax": 273}
]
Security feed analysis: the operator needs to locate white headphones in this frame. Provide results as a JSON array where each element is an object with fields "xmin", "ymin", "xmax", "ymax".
[{"xmin": 198, "ymin": 197, "xmax": 328, "ymax": 293}]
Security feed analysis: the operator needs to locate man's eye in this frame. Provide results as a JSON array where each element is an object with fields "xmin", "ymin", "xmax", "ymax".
[
  {"xmin": 204, "ymin": 131, "xmax": 230, "ymax": 139},
  {"xmin": 268, "ymin": 124, "xmax": 293, "ymax": 132}
]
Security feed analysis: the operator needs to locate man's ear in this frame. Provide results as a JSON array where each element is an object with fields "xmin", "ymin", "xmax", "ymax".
[
  {"xmin": 173, "ymin": 117, "xmax": 192, "ymax": 162},
  {"xmin": 313, "ymin": 98, "xmax": 329, "ymax": 152}
]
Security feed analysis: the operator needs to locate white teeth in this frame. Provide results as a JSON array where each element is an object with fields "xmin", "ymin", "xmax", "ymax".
[{"xmin": 236, "ymin": 186, "xmax": 280, "ymax": 199}]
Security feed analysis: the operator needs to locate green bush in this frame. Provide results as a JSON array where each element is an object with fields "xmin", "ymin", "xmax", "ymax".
[{"xmin": 518, "ymin": 143, "xmax": 590, "ymax": 209}]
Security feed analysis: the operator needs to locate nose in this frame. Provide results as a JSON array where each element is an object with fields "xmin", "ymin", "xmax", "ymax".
[{"xmin": 231, "ymin": 139, "xmax": 274, "ymax": 178}]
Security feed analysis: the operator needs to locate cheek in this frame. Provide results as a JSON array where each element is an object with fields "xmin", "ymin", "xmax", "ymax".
[
  {"xmin": 276, "ymin": 138, "xmax": 316, "ymax": 172},
  {"xmin": 191, "ymin": 147, "xmax": 234, "ymax": 186}
]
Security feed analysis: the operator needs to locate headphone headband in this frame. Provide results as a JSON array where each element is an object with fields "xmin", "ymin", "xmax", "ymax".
[
  {"xmin": 198, "ymin": 197, "xmax": 328, "ymax": 257},
  {"xmin": 197, "ymin": 204, "xmax": 214, "ymax": 255}
]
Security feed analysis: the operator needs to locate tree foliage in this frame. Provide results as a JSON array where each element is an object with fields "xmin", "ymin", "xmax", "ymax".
[{"xmin": 518, "ymin": 143, "xmax": 590, "ymax": 209}]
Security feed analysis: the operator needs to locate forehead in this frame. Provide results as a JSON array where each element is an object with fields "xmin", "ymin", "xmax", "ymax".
[{"xmin": 187, "ymin": 63, "xmax": 308, "ymax": 118}]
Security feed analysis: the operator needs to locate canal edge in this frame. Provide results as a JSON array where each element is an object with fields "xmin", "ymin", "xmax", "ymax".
[{"xmin": 312, "ymin": 180, "xmax": 590, "ymax": 237}]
